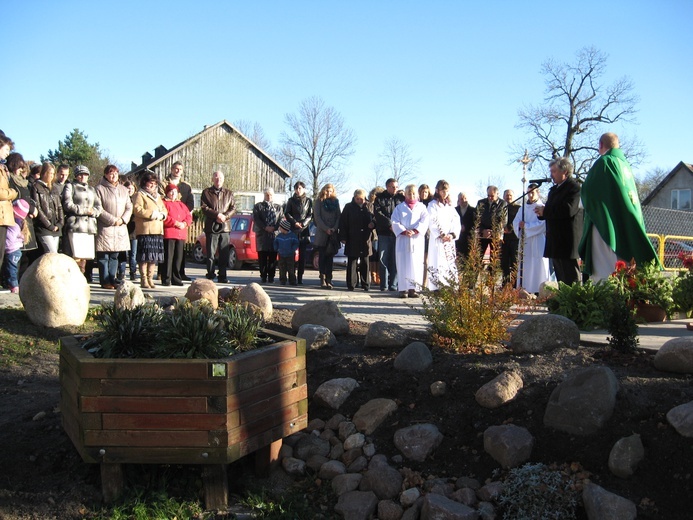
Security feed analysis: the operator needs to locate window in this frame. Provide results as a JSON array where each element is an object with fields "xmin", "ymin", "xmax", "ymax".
[{"xmin": 671, "ymin": 189, "xmax": 692, "ymax": 210}]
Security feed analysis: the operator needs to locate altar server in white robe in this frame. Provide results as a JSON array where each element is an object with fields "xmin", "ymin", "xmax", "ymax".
[
  {"xmin": 391, "ymin": 184, "xmax": 430, "ymax": 298},
  {"xmin": 427, "ymin": 180, "xmax": 462, "ymax": 291},
  {"xmin": 513, "ymin": 183, "xmax": 550, "ymax": 293}
]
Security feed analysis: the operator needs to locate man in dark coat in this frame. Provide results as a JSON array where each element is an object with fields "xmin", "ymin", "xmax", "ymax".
[
  {"xmin": 200, "ymin": 171, "xmax": 236, "ymax": 283},
  {"xmin": 284, "ymin": 181, "xmax": 313, "ymax": 284},
  {"xmin": 501, "ymin": 189, "xmax": 520, "ymax": 286},
  {"xmin": 475, "ymin": 186, "xmax": 507, "ymax": 259},
  {"xmin": 455, "ymin": 192, "xmax": 476, "ymax": 260},
  {"xmin": 252, "ymin": 187, "xmax": 282, "ymax": 284},
  {"xmin": 339, "ymin": 189, "xmax": 376, "ymax": 291},
  {"xmin": 373, "ymin": 178, "xmax": 405, "ymax": 291},
  {"xmin": 535, "ymin": 157, "xmax": 583, "ymax": 285}
]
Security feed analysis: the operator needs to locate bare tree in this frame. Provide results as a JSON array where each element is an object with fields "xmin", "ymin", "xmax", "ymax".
[
  {"xmin": 635, "ymin": 166, "xmax": 670, "ymax": 202},
  {"xmin": 280, "ymin": 96, "xmax": 356, "ymax": 196},
  {"xmin": 233, "ymin": 119, "xmax": 273, "ymax": 154},
  {"xmin": 514, "ymin": 46, "xmax": 642, "ymax": 175},
  {"xmin": 372, "ymin": 137, "xmax": 420, "ymax": 188}
]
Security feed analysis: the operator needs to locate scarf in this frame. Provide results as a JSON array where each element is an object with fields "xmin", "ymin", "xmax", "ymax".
[
  {"xmin": 406, "ymin": 199, "xmax": 417, "ymax": 209},
  {"xmin": 322, "ymin": 198, "xmax": 339, "ymax": 212},
  {"xmin": 259, "ymin": 201, "xmax": 277, "ymax": 226}
]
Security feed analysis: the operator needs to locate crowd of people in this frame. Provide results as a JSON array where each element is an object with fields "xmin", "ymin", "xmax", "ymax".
[{"xmin": 1, "ymin": 129, "xmax": 652, "ymax": 297}]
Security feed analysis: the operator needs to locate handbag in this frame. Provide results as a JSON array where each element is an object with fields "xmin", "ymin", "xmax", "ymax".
[{"xmin": 325, "ymin": 234, "xmax": 340, "ymax": 256}]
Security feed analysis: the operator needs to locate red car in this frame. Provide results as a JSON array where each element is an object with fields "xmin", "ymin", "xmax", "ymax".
[{"xmin": 193, "ymin": 214, "xmax": 257, "ymax": 269}]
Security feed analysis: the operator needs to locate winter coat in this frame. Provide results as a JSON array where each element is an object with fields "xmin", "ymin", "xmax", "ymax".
[
  {"xmin": 338, "ymin": 199, "xmax": 375, "ymax": 257},
  {"xmin": 373, "ymin": 190, "xmax": 405, "ymax": 237},
  {"xmin": 284, "ymin": 194, "xmax": 313, "ymax": 241},
  {"xmin": 0, "ymin": 165, "xmax": 19, "ymax": 227},
  {"xmin": 200, "ymin": 186, "xmax": 236, "ymax": 234},
  {"xmin": 253, "ymin": 200, "xmax": 282, "ymax": 252},
  {"xmin": 133, "ymin": 191, "xmax": 167, "ymax": 236},
  {"xmin": 8, "ymin": 173, "xmax": 38, "ymax": 251},
  {"xmin": 313, "ymin": 197, "xmax": 341, "ymax": 248},
  {"xmin": 63, "ymin": 181, "xmax": 102, "ymax": 235},
  {"xmin": 95, "ymin": 177, "xmax": 133, "ymax": 252},
  {"xmin": 540, "ymin": 177, "xmax": 582, "ymax": 260},
  {"xmin": 274, "ymin": 232, "xmax": 299, "ymax": 258},
  {"xmin": 163, "ymin": 199, "xmax": 192, "ymax": 241},
  {"xmin": 31, "ymin": 180, "xmax": 63, "ymax": 237}
]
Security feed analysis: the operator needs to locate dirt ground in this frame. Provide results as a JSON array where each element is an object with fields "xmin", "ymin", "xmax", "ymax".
[{"xmin": 1, "ymin": 306, "xmax": 693, "ymax": 519}]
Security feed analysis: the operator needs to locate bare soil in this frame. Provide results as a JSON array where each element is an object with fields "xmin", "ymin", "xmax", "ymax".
[{"xmin": 1, "ymin": 307, "xmax": 692, "ymax": 519}]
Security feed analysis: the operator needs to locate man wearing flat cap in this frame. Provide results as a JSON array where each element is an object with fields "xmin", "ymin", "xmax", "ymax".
[{"xmin": 200, "ymin": 171, "xmax": 235, "ymax": 283}]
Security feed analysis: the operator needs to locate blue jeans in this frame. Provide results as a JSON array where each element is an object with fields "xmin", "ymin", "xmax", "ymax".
[
  {"xmin": 2, "ymin": 250, "xmax": 21, "ymax": 289},
  {"xmin": 98, "ymin": 252, "xmax": 120, "ymax": 286},
  {"xmin": 378, "ymin": 235, "xmax": 397, "ymax": 290}
]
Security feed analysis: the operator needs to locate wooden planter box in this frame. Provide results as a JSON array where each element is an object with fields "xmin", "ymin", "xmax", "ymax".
[{"xmin": 59, "ymin": 331, "xmax": 307, "ymax": 507}]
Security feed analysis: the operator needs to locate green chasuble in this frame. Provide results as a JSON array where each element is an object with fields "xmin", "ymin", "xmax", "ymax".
[{"xmin": 578, "ymin": 148, "xmax": 659, "ymax": 275}]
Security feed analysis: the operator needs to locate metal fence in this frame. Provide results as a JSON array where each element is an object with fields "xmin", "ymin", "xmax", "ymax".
[{"xmin": 643, "ymin": 206, "xmax": 693, "ymax": 270}]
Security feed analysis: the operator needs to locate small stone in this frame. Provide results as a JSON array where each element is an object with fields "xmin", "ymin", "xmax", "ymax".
[
  {"xmin": 32, "ymin": 411, "xmax": 46, "ymax": 421},
  {"xmin": 430, "ymin": 381, "xmax": 447, "ymax": 396}
]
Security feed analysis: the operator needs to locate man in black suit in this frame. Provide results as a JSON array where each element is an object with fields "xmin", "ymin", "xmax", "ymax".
[
  {"xmin": 455, "ymin": 192, "xmax": 475, "ymax": 260},
  {"xmin": 535, "ymin": 157, "xmax": 582, "ymax": 285},
  {"xmin": 475, "ymin": 186, "xmax": 507, "ymax": 259},
  {"xmin": 501, "ymin": 189, "xmax": 520, "ymax": 286}
]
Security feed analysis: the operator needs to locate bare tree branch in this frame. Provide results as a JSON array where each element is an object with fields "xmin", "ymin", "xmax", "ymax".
[{"xmin": 372, "ymin": 136, "xmax": 421, "ymax": 188}]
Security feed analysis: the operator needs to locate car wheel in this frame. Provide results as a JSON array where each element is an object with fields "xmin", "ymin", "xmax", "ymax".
[
  {"xmin": 193, "ymin": 242, "xmax": 205, "ymax": 263},
  {"xmin": 228, "ymin": 247, "xmax": 243, "ymax": 270}
]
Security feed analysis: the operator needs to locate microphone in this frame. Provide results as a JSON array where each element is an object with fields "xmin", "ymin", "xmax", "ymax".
[{"xmin": 529, "ymin": 178, "xmax": 552, "ymax": 185}]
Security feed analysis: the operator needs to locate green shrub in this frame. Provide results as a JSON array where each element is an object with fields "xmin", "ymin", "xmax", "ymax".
[
  {"xmin": 83, "ymin": 304, "xmax": 163, "ymax": 358},
  {"xmin": 606, "ymin": 294, "xmax": 639, "ymax": 353},
  {"xmin": 421, "ymin": 220, "xmax": 519, "ymax": 352},
  {"xmin": 672, "ymin": 270, "xmax": 693, "ymax": 317},
  {"xmin": 546, "ymin": 280, "xmax": 613, "ymax": 330},
  {"xmin": 220, "ymin": 303, "xmax": 266, "ymax": 352}
]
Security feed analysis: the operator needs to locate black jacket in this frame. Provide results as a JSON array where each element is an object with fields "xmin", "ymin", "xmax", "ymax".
[
  {"xmin": 284, "ymin": 194, "xmax": 313, "ymax": 240},
  {"xmin": 31, "ymin": 180, "xmax": 64, "ymax": 237},
  {"xmin": 338, "ymin": 200, "xmax": 375, "ymax": 257},
  {"xmin": 373, "ymin": 191, "xmax": 405, "ymax": 237},
  {"xmin": 539, "ymin": 177, "xmax": 582, "ymax": 259}
]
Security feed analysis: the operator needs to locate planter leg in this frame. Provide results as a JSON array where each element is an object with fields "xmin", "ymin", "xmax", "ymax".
[
  {"xmin": 100, "ymin": 463, "xmax": 124, "ymax": 503},
  {"xmin": 255, "ymin": 439, "xmax": 282, "ymax": 477},
  {"xmin": 202, "ymin": 464, "xmax": 228, "ymax": 510}
]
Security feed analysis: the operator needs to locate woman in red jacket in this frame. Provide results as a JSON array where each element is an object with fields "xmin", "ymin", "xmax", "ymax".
[{"xmin": 161, "ymin": 183, "xmax": 192, "ymax": 286}]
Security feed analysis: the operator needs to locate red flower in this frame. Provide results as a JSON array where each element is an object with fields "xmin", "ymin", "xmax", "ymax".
[
  {"xmin": 628, "ymin": 278, "xmax": 637, "ymax": 289},
  {"xmin": 615, "ymin": 260, "xmax": 627, "ymax": 272}
]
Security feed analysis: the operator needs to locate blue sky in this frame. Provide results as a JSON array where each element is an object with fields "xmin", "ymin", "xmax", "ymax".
[{"xmin": 5, "ymin": 0, "xmax": 692, "ymax": 201}]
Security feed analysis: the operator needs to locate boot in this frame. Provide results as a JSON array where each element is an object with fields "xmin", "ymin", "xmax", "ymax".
[
  {"xmin": 139, "ymin": 264, "xmax": 148, "ymax": 289},
  {"xmin": 147, "ymin": 264, "xmax": 156, "ymax": 288},
  {"xmin": 320, "ymin": 274, "xmax": 327, "ymax": 288}
]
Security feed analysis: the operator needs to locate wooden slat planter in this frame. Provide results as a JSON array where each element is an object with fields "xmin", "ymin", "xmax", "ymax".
[{"xmin": 59, "ymin": 331, "xmax": 308, "ymax": 508}]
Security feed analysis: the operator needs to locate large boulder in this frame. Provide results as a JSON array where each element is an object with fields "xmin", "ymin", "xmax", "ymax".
[
  {"xmin": 393, "ymin": 342, "xmax": 432, "ymax": 372},
  {"xmin": 544, "ymin": 366, "xmax": 619, "ymax": 435},
  {"xmin": 365, "ymin": 321, "xmax": 409, "ymax": 348},
  {"xmin": 185, "ymin": 279, "xmax": 218, "ymax": 309},
  {"xmin": 393, "ymin": 424, "xmax": 443, "ymax": 462},
  {"xmin": 483, "ymin": 424, "xmax": 534, "ymax": 468},
  {"xmin": 511, "ymin": 314, "xmax": 581, "ymax": 354},
  {"xmin": 654, "ymin": 337, "xmax": 693, "ymax": 373},
  {"xmin": 238, "ymin": 282, "xmax": 272, "ymax": 320},
  {"xmin": 291, "ymin": 300, "xmax": 349, "ymax": 335},
  {"xmin": 19, "ymin": 253, "xmax": 89, "ymax": 327},
  {"xmin": 475, "ymin": 370, "xmax": 523, "ymax": 409}
]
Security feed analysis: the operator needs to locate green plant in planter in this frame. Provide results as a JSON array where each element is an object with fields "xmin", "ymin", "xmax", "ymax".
[
  {"xmin": 546, "ymin": 280, "xmax": 613, "ymax": 330},
  {"xmin": 673, "ymin": 270, "xmax": 693, "ymax": 318},
  {"xmin": 82, "ymin": 299, "xmax": 266, "ymax": 359},
  {"xmin": 609, "ymin": 259, "xmax": 673, "ymax": 317}
]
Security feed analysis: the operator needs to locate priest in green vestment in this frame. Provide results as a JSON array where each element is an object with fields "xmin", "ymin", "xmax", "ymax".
[{"xmin": 579, "ymin": 132, "xmax": 659, "ymax": 281}]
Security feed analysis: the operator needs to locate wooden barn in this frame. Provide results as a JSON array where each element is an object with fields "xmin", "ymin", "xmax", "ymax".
[{"xmin": 127, "ymin": 120, "xmax": 291, "ymax": 210}]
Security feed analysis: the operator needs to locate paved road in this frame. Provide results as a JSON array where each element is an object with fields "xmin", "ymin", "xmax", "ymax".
[{"xmin": 2, "ymin": 260, "xmax": 690, "ymax": 350}]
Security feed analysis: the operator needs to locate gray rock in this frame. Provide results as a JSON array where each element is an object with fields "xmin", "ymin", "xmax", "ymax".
[
  {"xmin": 477, "ymin": 481, "xmax": 503, "ymax": 502},
  {"xmin": 326, "ymin": 413, "xmax": 347, "ymax": 430},
  {"xmin": 347, "ymin": 455, "xmax": 368, "ymax": 473},
  {"xmin": 294, "ymin": 435, "xmax": 330, "ymax": 460},
  {"xmin": 477, "ymin": 501, "xmax": 496, "ymax": 520},
  {"xmin": 539, "ymin": 280, "xmax": 559, "ymax": 299},
  {"xmin": 654, "ymin": 337, "xmax": 693, "ymax": 373},
  {"xmin": 359, "ymin": 464, "xmax": 403, "ymax": 500},
  {"xmin": 582, "ymin": 482, "xmax": 636, "ymax": 520},
  {"xmin": 365, "ymin": 321, "xmax": 409, "ymax": 348},
  {"xmin": 608, "ymin": 434, "xmax": 645, "ymax": 478},
  {"xmin": 475, "ymin": 370, "xmax": 523, "ymax": 409},
  {"xmin": 291, "ymin": 300, "xmax": 349, "ymax": 334},
  {"xmin": 544, "ymin": 366, "xmax": 619, "ymax": 435},
  {"xmin": 430, "ymin": 381, "xmax": 447, "ymax": 396},
  {"xmin": 114, "ymin": 281, "xmax": 146, "ymax": 310},
  {"xmin": 667, "ymin": 400, "xmax": 693, "ymax": 437},
  {"xmin": 483, "ymin": 424, "xmax": 534, "ymax": 469},
  {"xmin": 20, "ymin": 254, "xmax": 89, "ymax": 327},
  {"xmin": 307, "ymin": 418, "xmax": 326, "ymax": 431},
  {"xmin": 402, "ymin": 500, "xmax": 423, "ymax": 520},
  {"xmin": 318, "ymin": 459, "xmax": 346, "ymax": 480},
  {"xmin": 363, "ymin": 442, "xmax": 376, "ymax": 457},
  {"xmin": 334, "ymin": 490, "xmax": 378, "ymax": 520},
  {"xmin": 238, "ymin": 282, "xmax": 272, "ymax": 320},
  {"xmin": 329, "ymin": 443, "xmax": 345, "ymax": 460},
  {"xmin": 313, "ymin": 378, "xmax": 360, "ymax": 410},
  {"xmin": 344, "ymin": 432, "xmax": 366, "ymax": 450},
  {"xmin": 378, "ymin": 499, "xmax": 404, "ymax": 520},
  {"xmin": 393, "ymin": 424, "xmax": 443, "ymax": 462},
  {"xmin": 353, "ymin": 398, "xmax": 398, "ymax": 434},
  {"xmin": 306, "ymin": 454, "xmax": 330, "ymax": 472},
  {"xmin": 339, "ymin": 421, "xmax": 358, "ymax": 440},
  {"xmin": 394, "ymin": 342, "xmax": 433, "ymax": 372},
  {"xmin": 421, "ymin": 493, "xmax": 479, "ymax": 519},
  {"xmin": 451, "ymin": 487, "xmax": 477, "ymax": 506},
  {"xmin": 297, "ymin": 323, "xmax": 337, "ymax": 350},
  {"xmin": 342, "ymin": 448, "xmax": 364, "ymax": 466},
  {"xmin": 184, "ymin": 278, "xmax": 218, "ymax": 309},
  {"xmin": 511, "ymin": 314, "xmax": 580, "ymax": 354},
  {"xmin": 281, "ymin": 456, "xmax": 305, "ymax": 476},
  {"xmin": 332, "ymin": 473, "xmax": 363, "ymax": 496},
  {"xmin": 399, "ymin": 487, "xmax": 421, "ymax": 507}
]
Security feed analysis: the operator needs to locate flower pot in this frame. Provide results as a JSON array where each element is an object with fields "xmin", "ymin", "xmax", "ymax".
[
  {"xmin": 635, "ymin": 302, "xmax": 667, "ymax": 323},
  {"xmin": 59, "ymin": 331, "xmax": 307, "ymax": 508}
]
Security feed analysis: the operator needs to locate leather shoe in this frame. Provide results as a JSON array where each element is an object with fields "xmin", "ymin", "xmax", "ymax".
[{"xmin": 101, "ymin": 284, "xmax": 115, "ymax": 290}]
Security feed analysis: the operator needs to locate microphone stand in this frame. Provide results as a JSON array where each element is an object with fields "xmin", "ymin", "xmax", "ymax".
[{"xmin": 515, "ymin": 151, "xmax": 534, "ymax": 290}]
